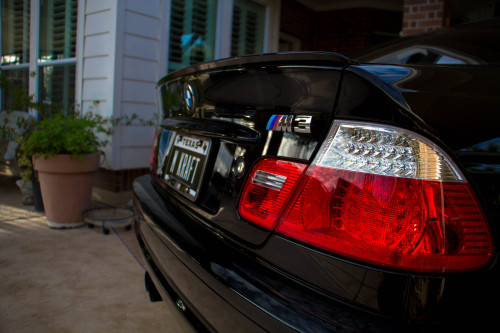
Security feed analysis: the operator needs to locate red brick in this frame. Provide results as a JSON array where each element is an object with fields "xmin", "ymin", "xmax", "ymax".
[
  {"xmin": 402, "ymin": 0, "xmax": 446, "ymax": 36},
  {"xmin": 405, "ymin": 0, "xmax": 427, "ymax": 5},
  {"xmin": 420, "ymin": 4, "xmax": 445, "ymax": 12},
  {"xmin": 404, "ymin": 12, "xmax": 427, "ymax": 20},
  {"xmin": 418, "ymin": 18, "xmax": 443, "ymax": 27},
  {"xmin": 280, "ymin": 0, "xmax": 402, "ymax": 55}
]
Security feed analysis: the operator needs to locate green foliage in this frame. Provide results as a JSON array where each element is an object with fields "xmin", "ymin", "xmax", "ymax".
[
  {"xmin": 17, "ymin": 106, "xmax": 156, "ymax": 181},
  {"xmin": 19, "ymin": 112, "xmax": 112, "ymax": 160},
  {"xmin": 1, "ymin": 73, "xmax": 156, "ymax": 181},
  {"xmin": 0, "ymin": 72, "xmax": 61, "ymax": 145},
  {"xmin": 16, "ymin": 108, "xmax": 110, "ymax": 181}
]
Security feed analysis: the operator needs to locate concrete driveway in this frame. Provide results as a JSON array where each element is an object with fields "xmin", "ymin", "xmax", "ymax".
[{"xmin": 0, "ymin": 173, "xmax": 193, "ymax": 332}]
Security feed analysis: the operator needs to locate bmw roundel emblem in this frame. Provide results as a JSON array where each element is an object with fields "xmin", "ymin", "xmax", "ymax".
[{"xmin": 184, "ymin": 82, "xmax": 196, "ymax": 116}]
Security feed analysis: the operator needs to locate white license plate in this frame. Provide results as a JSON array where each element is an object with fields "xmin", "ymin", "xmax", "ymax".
[{"xmin": 164, "ymin": 133, "xmax": 211, "ymax": 201}]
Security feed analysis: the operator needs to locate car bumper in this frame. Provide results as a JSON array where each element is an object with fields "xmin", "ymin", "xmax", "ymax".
[
  {"xmin": 134, "ymin": 175, "xmax": 302, "ymax": 332},
  {"xmin": 133, "ymin": 175, "xmax": 429, "ymax": 332}
]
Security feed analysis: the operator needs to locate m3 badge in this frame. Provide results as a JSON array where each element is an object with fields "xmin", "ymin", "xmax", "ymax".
[{"xmin": 267, "ymin": 115, "xmax": 312, "ymax": 134}]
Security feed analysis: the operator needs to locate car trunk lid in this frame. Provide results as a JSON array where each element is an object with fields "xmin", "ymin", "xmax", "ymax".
[{"xmin": 153, "ymin": 52, "xmax": 349, "ymax": 245}]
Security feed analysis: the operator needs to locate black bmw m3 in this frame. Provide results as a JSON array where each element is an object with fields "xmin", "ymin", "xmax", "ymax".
[{"xmin": 133, "ymin": 19, "xmax": 500, "ymax": 332}]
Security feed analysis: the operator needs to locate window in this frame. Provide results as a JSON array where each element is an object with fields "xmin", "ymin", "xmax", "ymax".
[
  {"xmin": 1, "ymin": 0, "xmax": 30, "ymax": 110},
  {"xmin": 231, "ymin": 0, "xmax": 265, "ymax": 57},
  {"xmin": 1, "ymin": 0, "xmax": 30, "ymax": 66},
  {"xmin": 0, "ymin": 0, "xmax": 77, "ymax": 113},
  {"xmin": 39, "ymin": 64, "xmax": 75, "ymax": 111},
  {"xmin": 0, "ymin": 67, "xmax": 29, "ymax": 110},
  {"xmin": 166, "ymin": 0, "xmax": 275, "ymax": 73},
  {"xmin": 168, "ymin": 0, "xmax": 218, "ymax": 72},
  {"xmin": 38, "ymin": 0, "xmax": 77, "ymax": 112},
  {"xmin": 39, "ymin": 0, "xmax": 77, "ymax": 62}
]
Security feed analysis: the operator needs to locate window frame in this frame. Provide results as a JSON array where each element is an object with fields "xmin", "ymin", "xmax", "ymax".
[{"xmin": 217, "ymin": 0, "xmax": 280, "ymax": 59}]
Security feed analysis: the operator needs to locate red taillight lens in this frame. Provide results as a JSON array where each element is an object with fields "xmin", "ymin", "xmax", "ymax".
[
  {"xmin": 276, "ymin": 167, "xmax": 493, "ymax": 272},
  {"xmin": 150, "ymin": 130, "xmax": 159, "ymax": 167},
  {"xmin": 239, "ymin": 120, "xmax": 493, "ymax": 273},
  {"xmin": 238, "ymin": 159, "xmax": 307, "ymax": 230}
]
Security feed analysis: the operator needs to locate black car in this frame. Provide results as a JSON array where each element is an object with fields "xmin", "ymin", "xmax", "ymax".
[{"xmin": 133, "ymin": 19, "xmax": 500, "ymax": 332}]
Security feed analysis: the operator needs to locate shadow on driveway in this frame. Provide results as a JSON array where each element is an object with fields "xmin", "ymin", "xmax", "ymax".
[{"xmin": 0, "ymin": 174, "xmax": 193, "ymax": 333}]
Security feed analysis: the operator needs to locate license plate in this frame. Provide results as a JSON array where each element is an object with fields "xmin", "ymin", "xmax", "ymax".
[{"xmin": 164, "ymin": 133, "xmax": 211, "ymax": 201}]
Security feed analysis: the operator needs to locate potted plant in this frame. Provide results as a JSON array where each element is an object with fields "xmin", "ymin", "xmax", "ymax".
[
  {"xmin": 0, "ymin": 73, "xmax": 47, "ymax": 210},
  {"xmin": 18, "ymin": 110, "xmax": 113, "ymax": 228}
]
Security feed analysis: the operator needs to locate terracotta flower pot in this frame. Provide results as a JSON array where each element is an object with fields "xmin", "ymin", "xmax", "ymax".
[{"xmin": 33, "ymin": 153, "xmax": 100, "ymax": 228}]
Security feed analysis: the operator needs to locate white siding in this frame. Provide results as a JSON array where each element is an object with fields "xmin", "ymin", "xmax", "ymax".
[
  {"xmin": 123, "ymin": 57, "xmax": 158, "ymax": 81},
  {"xmin": 119, "ymin": 146, "xmax": 153, "ymax": 169},
  {"xmin": 118, "ymin": 0, "xmax": 162, "ymax": 170},
  {"xmin": 82, "ymin": 56, "xmax": 109, "ymax": 79},
  {"xmin": 122, "ymin": 81, "xmax": 156, "ymax": 104},
  {"xmin": 82, "ymin": 79, "xmax": 109, "ymax": 100},
  {"xmin": 125, "ymin": 0, "xmax": 161, "ymax": 18},
  {"xmin": 85, "ymin": 11, "xmax": 113, "ymax": 35},
  {"xmin": 123, "ymin": 34, "xmax": 159, "ymax": 61},
  {"xmin": 86, "ymin": 0, "xmax": 115, "ymax": 13},
  {"xmin": 79, "ymin": 0, "xmax": 162, "ymax": 170},
  {"xmin": 79, "ymin": 0, "xmax": 115, "ymax": 126},
  {"xmin": 120, "ymin": 102, "xmax": 157, "ymax": 119},
  {"xmin": 75, "ymin": 0, "xmax": 280, "ymax": 171},
  {"xmin": 125, "ymin": 11, "xmax": 160, "ymax": 39}
]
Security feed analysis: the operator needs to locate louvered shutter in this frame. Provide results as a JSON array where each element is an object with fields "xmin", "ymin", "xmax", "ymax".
[
  {"xmin": 1, "ymin": 0, "xmax": 30, "ymax": 65},
  {"xmin": 231, "ymin": 0, "xmax": 265, "ymax": 57},
  {"xmin": 38, "ymin": 0, "xmax": 77, "ymax": 110},
  {"xmin": 39, "ymin": 0, "xmax": 77, "ymax": 61},
  {"xmin": 168, "ymin": 0, "xmax": 217, "ymax": 72}
]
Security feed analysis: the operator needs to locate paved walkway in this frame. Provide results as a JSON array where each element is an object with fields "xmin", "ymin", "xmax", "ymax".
[{"xmin": 0, "ymin": 173, "xmax": 193, "ymax": 332}]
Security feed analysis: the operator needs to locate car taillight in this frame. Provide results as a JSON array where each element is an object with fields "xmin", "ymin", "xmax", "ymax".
[
  {"xmin": 238, "ymin": 159, "xmax": 307, "ymax": 230},
  {"xmin": 150, "ymin": 130, "xmax": 159, "ymax": 167},
  {"xmin": 239, "ymin": 121, "xmax": 494, "ymax": 273}
]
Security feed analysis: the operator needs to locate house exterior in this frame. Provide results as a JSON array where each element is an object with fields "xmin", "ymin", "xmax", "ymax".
[{"xmin": 1, "ymin": 0, "xmax": 497, "ymax": 192}]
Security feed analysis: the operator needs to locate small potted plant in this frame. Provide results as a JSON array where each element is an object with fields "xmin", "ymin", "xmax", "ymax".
[{"xmin": 19, "ymin": 109, "xmax": 113, "ymax": 228}]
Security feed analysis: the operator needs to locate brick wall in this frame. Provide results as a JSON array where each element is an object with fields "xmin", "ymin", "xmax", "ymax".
[
  {"xmin": 280, "ymin": 1, "xmax": 402, "ymax": 56},
  {"xmin": 280, "ymin": 0, "xmax": 316, "ymax": 50},
  {"xmin": 313, "ymin": 8, "xmax": 402, "ymax": 56},
  {"xmin": 402, "ymin": 0, "xmax": 451, "ymax": 36}
]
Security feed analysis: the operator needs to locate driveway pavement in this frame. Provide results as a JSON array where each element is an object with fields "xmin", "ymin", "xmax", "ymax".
[{"xmin": 0, "ymin": 172, "xmax": 193, "ymax": 332}]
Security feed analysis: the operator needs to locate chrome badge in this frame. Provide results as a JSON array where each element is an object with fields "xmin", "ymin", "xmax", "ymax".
[
  {"xmin": 184, "ymin": 82, "xmax": 196, "ymax": 116},
  {"xmin": 267, "ymin": 115, "xmax": 312, "ymax": 134}
]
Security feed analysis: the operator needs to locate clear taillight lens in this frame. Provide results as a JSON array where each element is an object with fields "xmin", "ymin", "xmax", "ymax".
[
  {"xmin": 315, "ymin": 121, "xmax": 462, "ymax": 181},
  {"xmin": 238, "ymin": 120, "xmax": 494, "ymax": 273},
  {"xmin": 276, "ymin": 121, "xmax": 493, "ymax": 273}
]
